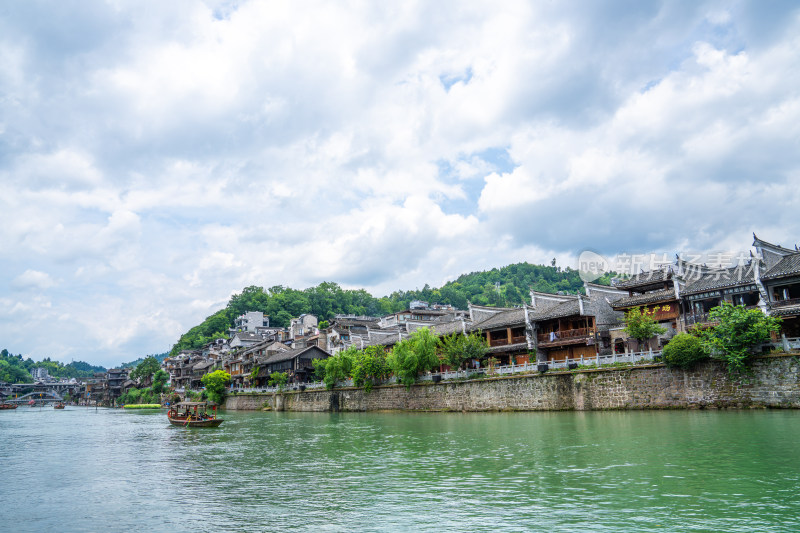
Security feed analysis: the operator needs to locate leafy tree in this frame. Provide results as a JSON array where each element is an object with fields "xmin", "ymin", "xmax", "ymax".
[
  {"xmin": 317, "ymin": 348, "xmax": 356, "ymax": 390},
  {"xmin": 624, "ymin": 307, "xmax": 667, "ymax": 350},
  {"xmin": 130, "ymin": 356, "xmax": 161, "ymax": 385},
  {"xmin": 201, "ymin": 370, "xmax": 231, "ymax": 405},
  {"xmin": 268, "ymin": 371, "xmax": 289, "ymax": 391},
  {"xmin": 351, "ymin": 345, "xmax": 390, "ymax": 392},
  {"xmin": 151, "ymin": 369, "xmax": 169, "ymax": 394},
  {"xmin": 697, "ymin": 304, "xmax": 782, "ymax": 375},
  {"xmin": 438, "ymin": 332, "xmax": 488, "ymax": 370},
  {"xmin": 663, "ymin": 333, "xmax": 708, "ymax": 369},
  {"xmin": 387, "ymin": 328, "xmax": 441, "ymax": 388}
]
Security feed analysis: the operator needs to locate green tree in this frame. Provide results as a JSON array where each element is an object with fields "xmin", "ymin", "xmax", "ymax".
[
  {"xmin": 201, "ymin": 370, "xmax": 231, "ymax": 405},
  {"xmin": 663, "ymin": 333, "xmax": 708, "ymax": 369},
  {"xmin": 438, "ymin": 332, "xmax": 488, "ymax": 369},
  {"xmin": 624, "ymin": 307, "xmax": 667, "ymax": 350},
  {"xmin": 151, "ymin": 369, "xmax": 169, "ymax": 394},
  {"xmin": 130, "ymin": 356, "xmax": 161, "ymax": 386},
  {"xmin": 268, "ymin": 371, "xmax": 289, "ymax": 391},
  {"xmin": 318, "ymin": 348, "xmax": 355, "ymax": 390},
  {"xmin": 386, "ymin": 328, "xmax": 441, "ymax": 388},
  {"xmin": 697, "ymin": 303, "xmax": 782, "ymax": 375},
  {"xmin": 351, "ymin": 345, "xmax": 390, "ymax": 392}
]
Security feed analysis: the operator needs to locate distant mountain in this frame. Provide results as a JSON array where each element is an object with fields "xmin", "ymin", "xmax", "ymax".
[
  {"xmin": 169, "ymin": 261, "xmax": 616, "ymax": 356},
  {"xmin": 121, "ymin": 352, "xmax": 169, "ymax": 369},
  {"xmin": 1, "ymin": 349, "xmax": 106, "ymax": 383}
]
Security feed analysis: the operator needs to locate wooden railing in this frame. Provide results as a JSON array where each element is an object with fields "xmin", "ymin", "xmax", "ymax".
[
  {"xmin": 772, "ymin": 298, "xmax": 800, "ymax": 308},
  {"xmin": 488, "ymin": 334, "xmax": 529, "ymax": 347},
  {"xmin": 537, "ymin": 327, "xmax": 591, "ymax": 343}
]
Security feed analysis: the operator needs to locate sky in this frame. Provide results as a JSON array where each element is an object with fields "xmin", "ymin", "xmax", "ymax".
[{"xmin": 1, "ymin": 1, "xmax": 799, "ymax": 368}]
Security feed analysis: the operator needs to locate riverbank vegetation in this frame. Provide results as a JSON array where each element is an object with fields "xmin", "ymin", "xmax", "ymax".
[
  {"xmin": 313, "ymin": 327, "xmax": 488, "ymax": 390},
  {"xmin": 202, "ymin": 370, "xmax": 231, "ymax": 404},
  {"xmin": 696, "ymin": 303, "xmax": 782, "ymax": 375},
  {"xmin": 117, "ymin": 387, "xmax": 161, "ymax": 406}
]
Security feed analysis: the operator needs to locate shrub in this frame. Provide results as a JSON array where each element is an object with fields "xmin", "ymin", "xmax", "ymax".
[
  {"xmin": 351, "ymin": 345, "xmax": 390, "ymax": 392},
  {"xmin": 201, "ymin": 370, "xmax": 231, "ymax": 404},
  {"xmin": 438, "ymin": 332, "xmax": 488, "ymax": 370},
  {"xmin": 663, "ymin": 333, "xmax": 708, "ymax": 369},
  {"xmin": 386, "ymin": 327, "xmax": 441, "ymax": 388},
  {"xmin": 268, "ymin": 371, "xmax": 288, "ymax": 391},
  {"xmin": 697, "ymin": 303, "xmax": 782, "ymax": 375}
]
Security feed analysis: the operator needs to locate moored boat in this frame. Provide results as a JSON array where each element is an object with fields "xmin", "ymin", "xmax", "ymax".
[
  {"xmin": 0, "ymin": 403, "xmax": 17, "ymax": 410},
  {"xmin": 167, "ymin": 401, "xmax": 223, "ymax": 427}
]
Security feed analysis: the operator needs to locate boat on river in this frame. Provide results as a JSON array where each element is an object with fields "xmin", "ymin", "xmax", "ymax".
[
  {"xmin": 54, "ymin": 403, "xmax": 65, "ymax": 409},
  {"xmin": 167, "ymin": 401, "xmax": 223, "ymax": 427},
  {"xmin": 0, "ymin": 403, "xmax": 17, "ymax": 410}
]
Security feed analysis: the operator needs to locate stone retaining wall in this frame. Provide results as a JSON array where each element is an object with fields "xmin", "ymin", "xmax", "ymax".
[{"xmin": 223, "ymin": 354, "xmax": 800, "ymax": 412}]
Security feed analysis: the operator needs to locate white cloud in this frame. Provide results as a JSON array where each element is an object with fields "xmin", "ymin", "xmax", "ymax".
[
  {"xmin": 12, "ymin": 269, "xmax": 57, "ymax": 290},
  {"xmin": 0, "ymin": 1, "xmax": 798, "ymax": 366}
]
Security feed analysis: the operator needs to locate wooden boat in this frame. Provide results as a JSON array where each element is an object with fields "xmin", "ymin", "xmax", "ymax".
[
  {"xmin": 54, "ymin": 403, "xmax": 65, "ymax": 409},
  {"xmin": 167, "ymin": 401, "xmax": 223, "ymax": 427},
  {"xmin": 0, "ymin": 403, "xmax": 17, "ymax": 410}
]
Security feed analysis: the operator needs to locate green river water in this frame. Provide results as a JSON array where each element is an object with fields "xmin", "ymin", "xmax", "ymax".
[{"xmin": 1, "ymin": 407, "xmax": 799, "ymax": 532}]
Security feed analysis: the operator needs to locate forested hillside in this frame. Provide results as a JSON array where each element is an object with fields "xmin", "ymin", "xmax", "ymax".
[
  {"xmin": 0, "ymin": 349, "xmax": 107, "ymax": 384},
  {"xmin": 170, "ymin": 262, "xmax": 615, "ymax": 356},
  {"xmin": 120, "ymin": 352, "xmax": 169, "ymax": 369}
]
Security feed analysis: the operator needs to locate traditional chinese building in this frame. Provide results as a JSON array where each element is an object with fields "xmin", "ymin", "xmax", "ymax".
[
  {"xmin": 610, "ymin": 267, "xmax": 682, "ymax": 352},
  {"xmin": 753, "ymin": 235, "xmax": 800, "ymax": 338}
]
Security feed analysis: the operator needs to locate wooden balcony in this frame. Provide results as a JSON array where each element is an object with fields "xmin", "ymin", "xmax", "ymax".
[
  {"xmin": 489, "ymin": 335, "xmax": 527, "ymax": 347},
  {"xmin": 772, "ymin": 298, "xmax": 800, "ymax": 309},
  {"xmin": 538, "ymin": 327, "xmax": 592, "ymax": 344}
]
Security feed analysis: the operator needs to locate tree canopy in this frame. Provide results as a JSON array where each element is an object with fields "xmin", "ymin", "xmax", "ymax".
[
  {"xmin": 171, "ymin": 262, "xmax": 610, "ymax": 356},
  {"xmin": 201, "ymin": 370, "xmax": 231, "ymax": 404},
  {"xmin": 1, "ymin": 349, "xmax": 106, "ymax": 383},
  {"xmin": 697, "ymin": 303, "xmax": 782, "ymax": 375},
  {"xmin": 130, "ymin": 356, "xmax": 161, "ymax": 384}
]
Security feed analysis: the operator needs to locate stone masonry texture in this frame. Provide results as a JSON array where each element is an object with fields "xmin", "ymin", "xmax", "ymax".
[{"xmin": 223, "ymin": 354, "xmax": 800, "ymax": 412}]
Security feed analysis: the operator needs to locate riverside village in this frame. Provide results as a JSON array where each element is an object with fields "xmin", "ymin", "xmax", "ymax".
[{"xmin": 4, "ymin": 234, "xmax": 800, "ymax": 412}]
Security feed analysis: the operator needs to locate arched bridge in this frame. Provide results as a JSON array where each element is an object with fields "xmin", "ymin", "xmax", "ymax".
[{"xmin": 8, "ymin": 391, "xmax": 64, "ymax": 404}]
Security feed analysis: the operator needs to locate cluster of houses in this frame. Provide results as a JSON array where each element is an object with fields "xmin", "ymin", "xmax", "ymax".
[
  {"xmin": 5, "ymin": 235, "xmax": 797, "ymax": 405},
  {"xmin": 161, "ymin": 234, "xmax": 800, "ymax": 391}
]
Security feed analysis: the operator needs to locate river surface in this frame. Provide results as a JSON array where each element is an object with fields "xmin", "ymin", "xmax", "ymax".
[{"xmin": 1, "ymin": 407, "xmax": 799, "ymax": 532}]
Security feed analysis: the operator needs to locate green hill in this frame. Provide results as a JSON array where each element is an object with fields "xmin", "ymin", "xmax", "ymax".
[
  {"xmin": 169, "ymin": 261, "xmax": 615, "ymax": 356},
  {"xmin": 120, "ymin": 352, "xmax": 169, "ymax": 369},
  {"xmin": 0, "ymin": 349, "xmax": 107, "ymax": 384}
]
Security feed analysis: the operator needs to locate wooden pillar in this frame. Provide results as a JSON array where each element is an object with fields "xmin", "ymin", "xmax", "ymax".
[{"xmin": 506, "ymin": 328, "xmax": 513, "ymax": 345}]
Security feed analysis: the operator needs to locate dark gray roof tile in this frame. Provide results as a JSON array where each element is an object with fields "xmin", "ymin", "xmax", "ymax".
[
  {"xmin": 612, "ymin": 289, "xmax": 678, "ymax": 309},
  {"xmin": 762, "ymin": 253, "xmax": 800, "ymax": 280}
]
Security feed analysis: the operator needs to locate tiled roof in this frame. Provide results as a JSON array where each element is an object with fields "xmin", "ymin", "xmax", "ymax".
[
  {"xmin": 762, "ymin": 253, "xmax": 800, "ymax": 280},
  {"xmin": 363, "ymin": 333, "xmax": 406, "ymax": 347},
  {"xmin": 682, "ymin": 266, "xmax": 757, "ymax": 295},
  {"xmin": 770, "ymin": 304, "xmax": 800, "ymax": 317},
  {"xmin": 430, "ymin": 319, "xmax": 468, "ymax": 336},
  {"xmin": 263, "ymin": 346, "xmax": 330, "ymax": 364},
  {"xmin": 611, "ymin": 289, "xmax": 678, "ymax": 309},
  {"xmin": 469, "ymin": 308, "xmax": 526, "ymax": 331},
  {"xmin": 613, "ymin": 269, "xmax": 669, "ymax": 290},
  {"xmin": 531, "ymin": 299, "xmax": 582, "ymax": 321}
]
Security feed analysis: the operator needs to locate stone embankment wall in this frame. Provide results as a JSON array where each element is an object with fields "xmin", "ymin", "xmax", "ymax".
[{"xmin": 223, "ymin": 354, "xmax": 800, "ymax": 412}]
